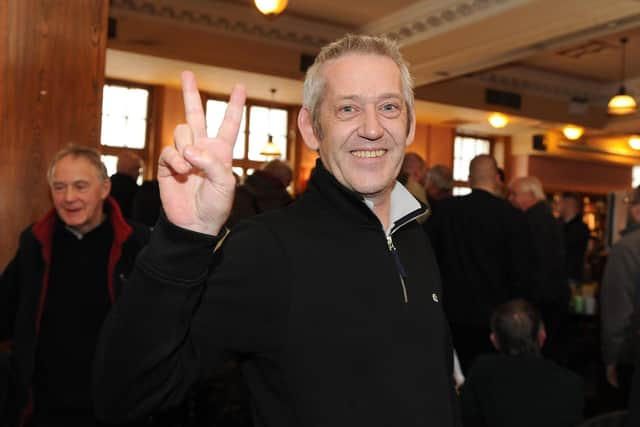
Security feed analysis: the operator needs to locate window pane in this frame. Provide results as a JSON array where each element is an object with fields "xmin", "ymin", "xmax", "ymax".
[
  {"xmin": 249, "ymin": 106, "xmax": 269, "ymax": 134},
  {"xmin": 206, "ymin": 100, "xmax": 246, "ymax": 159},
  {"xmin": 205, "ymin": 100, "xmax": 228, "ymax": 137},
  {"xmin": 126, "ymin": 89, "xmax": 149, "ymax": 120},
  {"xmin": 452, "ymin": 136, "xmax": 490, "ymax": 181},
  {"xmin": 101, "ymin": 155, "xmax": 118, "ymax": 177},
  {"xmin": 269, "ymin": 109, "xmax": 288, "ymax": 137},
  {"xmin": 453, "ymin": 186, "xmax": 472, "ymax": 196},
  {"xmin": 102, "ymin": 86, "xmax": 128, "ymax": 115},
  {"xmin": 101, "ymin": 115, "xmax": 126, "ymax": 147},
  {"xmin": 125, "ymin": 118, "xmax": 147, "ymax": 149}
]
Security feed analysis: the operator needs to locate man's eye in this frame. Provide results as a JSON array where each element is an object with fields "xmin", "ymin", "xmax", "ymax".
[
  {"xmin": 381, "ymin": 103, "xmax": 399, "ymax": 112},
  {"xmin": 53, "ymin": 185, "xmax": 65, "ymax": 192},
  {"xmin": 339, "ymin": 105, "xmax": 357, "ymax": 114}
]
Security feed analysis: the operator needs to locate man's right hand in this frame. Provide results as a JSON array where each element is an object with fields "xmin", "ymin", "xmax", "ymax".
[{"xmin": 157, "ymin": 71, "xmax": 246, "ymax": 236}]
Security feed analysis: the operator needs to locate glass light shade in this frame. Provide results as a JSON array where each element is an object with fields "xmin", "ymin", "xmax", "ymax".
[
  {"xmin": 629, "ymin": 135, "xmax": 640, "ymax": 150},
  {"xmin": 488, "ymin": 113, "xmax": 508, "ymax": 129},
  {"xmin": 259, "ymin": 135, "xmax": 282, "ymax": 157},
  {"xmin": 562, "ymin": 125, "xmax": 584, "ymax": 141},
  {"xmin": 608, "ymin": 91, "xmax": 637, "ymax": 115},
  {"xmin": 254, "ymin": 0, "xmax": 288, "ymax": 16}
]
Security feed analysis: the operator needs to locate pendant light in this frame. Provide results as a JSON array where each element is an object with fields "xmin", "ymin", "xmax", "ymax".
[
  {"xmin": 259, "ymin": 88, "xmax": 282, "ymax": 158},
  {"xmin": 254, "ymin": 0, "xmax": 288, "ymax": 17},
  {"xmin": 608, "ymin": 37, "xmax": 637, "ymax": 115}
]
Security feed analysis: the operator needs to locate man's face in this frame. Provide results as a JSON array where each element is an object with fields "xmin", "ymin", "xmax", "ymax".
[
  {"xmin": 50, "ymin": 155, "xmax": 110, "ymax": 234},
  {"xmin": 302, "ymin": 53, "xmax": 414, "ymax": 201},
  {"xmin": 508, "ymin": 182, "xmax": 534, "ymax": 211}
]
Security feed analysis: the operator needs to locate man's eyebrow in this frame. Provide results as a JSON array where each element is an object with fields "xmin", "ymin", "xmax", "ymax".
[{"xmin": 335, "ymin": 93, "xmax": 403, "ymax": 102}]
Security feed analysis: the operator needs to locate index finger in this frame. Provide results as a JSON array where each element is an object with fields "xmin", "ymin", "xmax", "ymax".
[
  {"xmin": 181, "ymin": 71, "xmax": 207, "ymax": 139},
  {"xmin": 217, "ymin": 84, "xmax": 246, "ymax": 144}
]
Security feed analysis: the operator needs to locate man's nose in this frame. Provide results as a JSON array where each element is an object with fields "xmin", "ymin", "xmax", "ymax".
[
  {"xmin": 64, "ymin": 187, "xmax": 77, "ymax": 201},
  {"xmin": 359, "ymin": 105, "xmax": 384, "ymax": 140}
]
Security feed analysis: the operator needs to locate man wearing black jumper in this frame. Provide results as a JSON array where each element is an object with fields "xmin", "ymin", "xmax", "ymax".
[
  {"xmin": 0, "ymin": 145, "xmax": 149, "ymax": 427},
  {"xmin": 94, "ymin": 34, "xmax": 461, "ymax": 427}
]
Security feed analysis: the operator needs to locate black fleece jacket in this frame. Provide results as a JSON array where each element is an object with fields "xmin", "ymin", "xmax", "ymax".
[{"xmin": 94, "ymin": 160, "xmax": 461, "ymax": 427}]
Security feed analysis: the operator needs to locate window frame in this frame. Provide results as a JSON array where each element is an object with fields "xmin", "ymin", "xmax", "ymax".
[
  {"xmin": 202, "ymin": 91, "xmax": 296, "ymax": 178},
  {"xmin": 451, "ymin": 133, "xmax": 495, "ymax": 192},
  {"xmin": 100, "ymin": 78, "xmax": 154, "ymax": 179}
]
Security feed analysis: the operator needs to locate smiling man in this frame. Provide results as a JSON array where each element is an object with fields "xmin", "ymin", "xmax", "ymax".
[
  {"xmin": 94, "ymin": 34, "xmax": 461, "ymax": 427},
  {"xmin": 0, "ymin": 145, "xmax": 149, "ymax": 427}
]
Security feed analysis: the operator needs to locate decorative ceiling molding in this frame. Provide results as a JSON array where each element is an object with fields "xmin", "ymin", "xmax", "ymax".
[
  {"xmin": 110, "ymin": 0, "xmax": 349, "ymax": 52},
  {"xmin": 469, "ymin": 66, "xmax": 640, "ymax": 108},
  {"xmin": 362, "ymin": 0, "xmax": 527, "ymax": 45},
  {"xmin": 468, "ymin": 66, "xmax": 612, "ymax": 105}
]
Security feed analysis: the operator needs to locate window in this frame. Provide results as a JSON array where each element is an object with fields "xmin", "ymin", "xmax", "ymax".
[
  {"xmin": 452, "ymin": 136, "xmax": 491, "ymax": 182},
  {"xmin": 100, "ymin": 81, "xmax": 151, "ymax": 180},
  {"xmin": 205, "ymin": 96, "xmax": 290, "ymax": 177},
  {"xmin": 101, "ymin": 83, "xmax": 150, "ymax": 149},
  {"xmin": 633, "ymin": 165, "xmax": 640, "ymax": 188}
]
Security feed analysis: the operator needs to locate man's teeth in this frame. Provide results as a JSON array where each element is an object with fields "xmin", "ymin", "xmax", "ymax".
[{"xmin": 352, "ymin": 150, "xmax": 386, "ymax": 158}]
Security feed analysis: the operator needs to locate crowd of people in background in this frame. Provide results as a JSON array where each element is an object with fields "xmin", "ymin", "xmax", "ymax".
[{"xmin": 2, "ymin": 32, "xmax": 640, "ymax": 427}]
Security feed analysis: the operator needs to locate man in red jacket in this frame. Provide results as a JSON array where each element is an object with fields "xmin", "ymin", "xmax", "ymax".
[{"xmin": 0, "ymin": 145, "xmax": 149, "ymax": 427}]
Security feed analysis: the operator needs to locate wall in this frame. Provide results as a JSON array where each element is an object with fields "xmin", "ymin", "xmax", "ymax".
[
  {"xmin": 512, "ymin": 154, "xmax": 631, "ymax": 195},
  {"xmin": 1, "ymin": 0, "xmax": 109, "ymax": 268}
]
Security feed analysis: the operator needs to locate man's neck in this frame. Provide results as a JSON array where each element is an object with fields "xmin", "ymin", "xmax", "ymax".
[
  {"xmin": 472, "ymin": 183, "xmax": 497, "ymax": 195},
  {"xmin": 364, "ymin": 195, "xmax": 391, "ymax": 231}
]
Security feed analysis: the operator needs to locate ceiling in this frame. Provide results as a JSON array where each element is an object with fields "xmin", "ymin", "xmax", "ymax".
[{"xmin": 106, "ymin": 0, "xmax": 640, "ymax": 139}]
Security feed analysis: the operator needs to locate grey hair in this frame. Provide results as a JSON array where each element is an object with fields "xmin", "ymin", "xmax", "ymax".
[
  {"xmin": 302, "ymin": 33, "xmax": 415, "ymax": 140},
  {"xmin": 511, "ymin": 176, "xmax": 545, "ymax": 201},
  {"xmin": 47, "ymin": 144, "xmax": 108, "ymax": 183}
]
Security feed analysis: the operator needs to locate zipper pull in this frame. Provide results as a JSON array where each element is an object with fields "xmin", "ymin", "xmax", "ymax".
[{"xmin": 387, "ymin": 235, "xmax": 409, "ymax": 303}]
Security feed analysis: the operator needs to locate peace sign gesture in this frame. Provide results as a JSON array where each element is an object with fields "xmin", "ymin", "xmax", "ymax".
[{"xmin": 157, "ymin": 71, "xmax": 246, "ymax": 235}]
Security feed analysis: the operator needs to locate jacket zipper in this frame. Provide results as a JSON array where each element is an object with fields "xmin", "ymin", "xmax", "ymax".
[
  {"xmin": 384, "ymin": 205, "xmax": 427, "ymax": 304},
  {"xmin": 387, "ymin": 234, "xmax": 409, "ymax": 304}
]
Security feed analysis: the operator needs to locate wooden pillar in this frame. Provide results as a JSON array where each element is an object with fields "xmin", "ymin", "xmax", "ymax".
[{"xmin": 0, "ymin": 0, "xmax": 109, "ymax": 267}]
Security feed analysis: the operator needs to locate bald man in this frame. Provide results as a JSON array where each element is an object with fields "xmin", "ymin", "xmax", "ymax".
[{"xmin": 427, "ymin": 154, "xmax": 533, "ymax": 371}]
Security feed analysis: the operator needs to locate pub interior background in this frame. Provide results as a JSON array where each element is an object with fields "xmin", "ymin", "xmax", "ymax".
[{"xmin": 5, "ymin": 0, "xmax": 640, "ymax": 422}]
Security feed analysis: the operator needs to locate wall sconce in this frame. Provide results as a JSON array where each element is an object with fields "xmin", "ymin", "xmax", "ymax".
[
  {"xmin": 629, "ymin": 135, "xmax": 640, "ymax": 150},
  {"xmin": 254, "ymin": 0, "xmax": 288, "ymax": 16},
  {"xmin": 488, "ymin": 112, "xmax": 508, "ymax": 128},
  {"xmin": 562, "ymin": 125, "xmax": 584, "ymax": 141}
]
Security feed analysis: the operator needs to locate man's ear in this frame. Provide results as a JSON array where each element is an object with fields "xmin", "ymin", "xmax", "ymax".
[
  {"xmin": 102, "ymin": 178, "xmax": 112, "ymax": 200},
  {"xmin": 405, "ymin": 109, "xmax": 416, "ymax": 148},
  {"xmin": 298, "ymin": 107, "xmax": 320, "ymax": 151}
]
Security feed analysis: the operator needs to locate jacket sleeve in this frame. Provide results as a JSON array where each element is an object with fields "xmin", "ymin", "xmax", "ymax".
[
  {"xmin": 93, "ymin": 214, "xmax": 289, "ymax": 424},
  {"xmin": 600, "ymin": 241, "xmax": 638, "ymax": 364},
  {"xmin": 0, "ymin": 243, "xmax": 23, "ymax": 343}
]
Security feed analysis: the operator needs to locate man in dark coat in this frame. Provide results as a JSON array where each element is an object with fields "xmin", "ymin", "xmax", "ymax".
[
  {"xmin": 0, "ymin": 145, "xmax": 149, "ymax": 427},
  {"xmin": 426, "ymin": 154, "xmax": 532, "ymax": 371},
  {"xmin": 93, "ymin": 34, "xmax": 461, "ymax": 427},
  {"xmin": 226, "ymin": 159, "xmax": 293, "ymax": 228},
  {"xmin": 509, "ymin": 176, "xmax": 568, "ymax": 364},
  {"xmin": 460, "ymin": 299, "xmax": 584, "ymax": 427},
  {"xmin": 559, "ymin": 192, "xmax": 590, "ymax": 284},
  {"xmin": 109, "ymin": 150, "xmax": 142, "ymax": 218}
]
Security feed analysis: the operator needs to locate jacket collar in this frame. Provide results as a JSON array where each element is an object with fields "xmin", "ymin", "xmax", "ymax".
[
  {"xmin": 32, "ymin": 196, "xmax": 132, "ymax": 248},
  {"xmin": 304, "ymin": 159, "xmax": 427, "ymax": 231}
]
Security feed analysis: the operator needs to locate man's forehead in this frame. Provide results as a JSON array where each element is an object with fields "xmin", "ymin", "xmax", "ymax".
[
  {"xmin": 52, "ymin": 156, "xmax": 102, "ymax": 179},
  {"xmin": 323, "ymin": 53, "xmax": 401, "ymax": 88}
]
